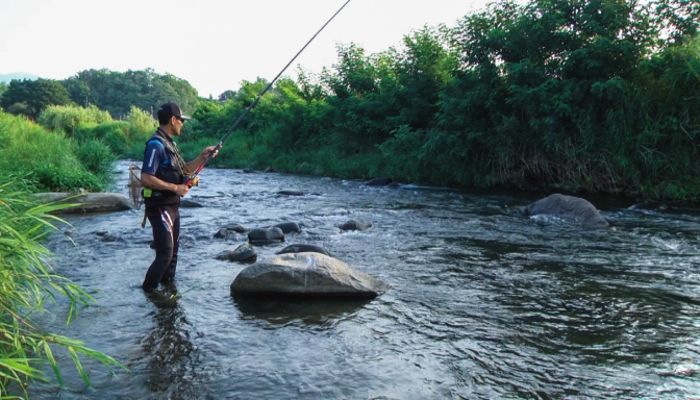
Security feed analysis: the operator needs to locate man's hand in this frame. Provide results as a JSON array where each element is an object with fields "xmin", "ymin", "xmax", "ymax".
[
  {"xmin": 173, "ymin": 183, "xmax": 190, "ymax": 197},
  {"xmin": 201, "ymin": 144, "xmax": 221, "ymax": 159}
]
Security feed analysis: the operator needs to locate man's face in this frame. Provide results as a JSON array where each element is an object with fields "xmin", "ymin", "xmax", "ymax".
[{"xmin": 171, "ymin": 116, "xmax": 185, "ymax": 136}]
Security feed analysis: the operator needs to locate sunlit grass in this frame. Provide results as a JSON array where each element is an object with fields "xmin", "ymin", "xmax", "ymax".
[{"xmin": 0, "ymin": 179, "xmax": 122, "ymax": 399}]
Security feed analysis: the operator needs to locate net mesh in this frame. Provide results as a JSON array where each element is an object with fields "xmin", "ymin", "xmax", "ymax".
[{"xmin": 128, "ymin": 163, "xmax": 143, "ymax": 210}]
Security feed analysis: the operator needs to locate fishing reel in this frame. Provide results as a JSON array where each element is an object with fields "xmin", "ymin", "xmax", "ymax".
[{"xmin": 185, "ymin": 175, "xmax": 200, "ymax": 188}]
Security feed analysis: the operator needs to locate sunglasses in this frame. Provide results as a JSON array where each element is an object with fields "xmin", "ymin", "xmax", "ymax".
[{"xmin": 175, "ymin": 116, "xmax": 185, "ymax": 123}]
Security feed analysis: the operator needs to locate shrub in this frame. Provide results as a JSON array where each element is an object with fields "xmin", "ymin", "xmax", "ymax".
[
  {"xmin": 37, "ymin": 104, "xmax": 112, "ymax": 135},
  {"xmin": 74, "ymin": 139, "xmax": 116, "ymax": 179},
  {"xmin": 0, "ymin": 112, "xmax": 107, "ymax": 191}
]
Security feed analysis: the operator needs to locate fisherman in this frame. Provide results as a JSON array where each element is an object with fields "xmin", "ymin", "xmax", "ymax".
[{"xmin": 140, "ymin": 102, "xmax": 219, "ymax": 292}]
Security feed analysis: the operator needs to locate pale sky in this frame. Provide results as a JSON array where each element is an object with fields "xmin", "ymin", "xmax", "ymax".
[{"xmin": 0, "ymin": 0, "xmax": 489, "ymax": 98}]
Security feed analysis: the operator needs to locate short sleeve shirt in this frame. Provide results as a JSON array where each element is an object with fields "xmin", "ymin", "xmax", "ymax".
[{"xmin": 141, "ymin": 136, "xmax": 171, "ymax": 175}]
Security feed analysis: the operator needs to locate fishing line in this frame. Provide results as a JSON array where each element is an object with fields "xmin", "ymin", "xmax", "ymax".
[{"xmin": 186, "ymin": 0, "xmax": 352, "ymax": 185}]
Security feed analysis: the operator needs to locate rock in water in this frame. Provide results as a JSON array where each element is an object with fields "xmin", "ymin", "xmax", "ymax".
[
  {"xmin": 339, "ymin": 219, "xmax": 372, "ymax": 231},
  {"xmin": 248, "ymin": 227, "xmax": 285, "ymax": 245},
  {"xmin": 524, "ymin": 193, "xmax": 608, "ymax": 229},
  {"xmin": 216, "ymin": 243, "xmax": 257, "ymax": 263},
  {"xmin": 35, "ymin": 192, "xmax": 131, "ymax": 214},
  {"xmin": 231, "ymin": 252, "xmax": 388, "ymax": 298},
  {"xmin": 277, "ymin": 190, "xmax": 304, "ymax": 196},
  {"xmin": 276, "ymin": 244, "xmax": 331, "ymax": 256},
  {"xmin": 273, "ymin": 222, "xmax": 302, "ymax": 234}
]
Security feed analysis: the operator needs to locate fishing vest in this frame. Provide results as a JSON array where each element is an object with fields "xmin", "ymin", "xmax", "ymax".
[{"xmin": 143, "ymin": 130, "xmax": 185, "ymax": 208}]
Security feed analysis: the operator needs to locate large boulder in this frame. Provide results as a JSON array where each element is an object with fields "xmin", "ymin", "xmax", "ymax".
[
  {"xmin": 35, "ymin": 192, "xmax": 131, "ymax": 214},
  {"xmin": 231, "ymin": 252, "xmax": 388, "ymax": 298},
  {"xmin": 524, "ymin": 193, "xmax": 608, "ymax": 229}
]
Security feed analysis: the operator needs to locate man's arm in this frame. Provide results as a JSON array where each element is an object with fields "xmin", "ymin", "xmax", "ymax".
[
  {"xmin": 141, "ymin": 173, "xmax": 189, "ymax": 197},
  {"xmin": 184, "ymin": 145, "xmax": 220, "ymax": 175}
]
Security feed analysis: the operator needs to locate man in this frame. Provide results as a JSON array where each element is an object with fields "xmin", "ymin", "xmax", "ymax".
[{"xmin": 140, "ymin": 102, "xmax": 219, "ymax": 291}]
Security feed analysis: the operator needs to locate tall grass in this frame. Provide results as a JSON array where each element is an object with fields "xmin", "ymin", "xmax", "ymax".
[
  {"xmin": 0, "ymin": 112, "xmax": 106, "ymax": 191},
  {"xmin": 0, "ymin": 179, "xmax": 121, "ymax": 399}
]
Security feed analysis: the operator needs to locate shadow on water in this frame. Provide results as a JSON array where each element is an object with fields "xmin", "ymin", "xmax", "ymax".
[
  {"xmin": 233, "ymin": 296, "xmax": 370, "ymax": 326},
  {"xmin": 142, "ymin": 284, "xmax": 199, "ymax": 400}
]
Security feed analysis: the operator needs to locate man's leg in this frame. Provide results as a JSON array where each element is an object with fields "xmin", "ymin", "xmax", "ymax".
[
  {"xmin": 161, "ymin": 205, "xmax": 180, "ymax": 285},
  {"xmin": 143, "ymin": 207, "xmax": 175, "ymax": 291}
]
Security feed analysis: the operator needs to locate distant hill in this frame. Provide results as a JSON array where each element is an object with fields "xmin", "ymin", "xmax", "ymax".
[{"xmin": 0, "ymin": 73, "xmax": 40, "ymax": 83}]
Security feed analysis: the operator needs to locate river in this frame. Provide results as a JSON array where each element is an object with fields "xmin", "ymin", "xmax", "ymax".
[{"xmin": 31, "ymin": 161, "xmax": 700, "ymax": 399}]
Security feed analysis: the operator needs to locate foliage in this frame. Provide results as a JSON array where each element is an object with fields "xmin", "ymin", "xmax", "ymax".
[
  {"xmin": 62, "ymin": 68, "xmax": 200, "ymax": 118},
  {"xmin": 0, "ymin": 180, "xmax": 122, "ymax": 398},
  {"xmin": 0, "ymin": 79, "xmax": 73, "ymax": 119},
  {"xmin": 176, "ymin": 0, "xmax": 700, "ymax": 201},
  {"xmin": 37, "ymin": 105, "xmax": 112, "ymax": 135},
  {"xmin": 0, "ymin": 112, "xmax": 107, "ymax": 191},
  {"xmin": 73, "ymin": 139, "xmax": 116, "ymax": 180}
]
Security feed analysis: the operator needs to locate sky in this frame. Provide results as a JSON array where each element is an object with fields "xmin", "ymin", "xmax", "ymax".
[{"xmin": 0, "ymin": 0, "xmax": 490, "ymax": 98}]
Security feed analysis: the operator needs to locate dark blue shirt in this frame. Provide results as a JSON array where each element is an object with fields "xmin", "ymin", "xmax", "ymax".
[{"xmin": 142, "ymin": 135, "xmax": 173, "ymax": 175}]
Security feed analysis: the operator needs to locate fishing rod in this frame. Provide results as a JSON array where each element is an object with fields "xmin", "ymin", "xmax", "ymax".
[{"xmin": 186, "ymin": 0, "xmax": 352, "ymax": 186}]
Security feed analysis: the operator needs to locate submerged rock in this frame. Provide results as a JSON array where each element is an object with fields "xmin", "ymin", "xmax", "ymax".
[
  {"xmin": 365, "ymin": 177, "xmax": 393, "ymax": 187},
  {"xmin": 339, "ymin": 219, "xmax": 372, "ymax": 231},
  {"xmin": 276, "ymin": 244, "xmax": 331, "ymax": 256},
  {"xmin": 273, "ymin": 222, "xmax": 301, "ymax": 234},
  {"xmin": 524, "ymin": 193, "xmax": 608, "ymax": 229},
  {"xmin": 36, "ymin": 192, "xmax": 131, "ymax": 214},
  {"xmin": 277, "ymin": 190, "xmax": 304, "ymax": 196},
  {"xmin": 231, "ymin": 252, "xmax": 388, "ymax": 298},
  {"xmin": 216, "ymin": 243, "xmax": 257, "ymax": 263},
  {"xmin": 214, "ymin": 223, "xmax": 248, "ymax": 239},
  {"xmin": 248, "ymin": 227, "xmax": 285, "ymax": 245},
  {"xmin": 180, "ymin": 199, "xmax": 203, "ymax": 208}
]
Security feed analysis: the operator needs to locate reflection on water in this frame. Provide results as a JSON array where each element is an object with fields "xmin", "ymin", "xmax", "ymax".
[
  {"xmin": 142, "ymin": 285, "xmax": 197, "ymax": 399},
  {"xmin": 28, "ymin": 161, "xmax": 700, "ymax": 399},
  {"xmin": 234, "ymin": 296, "xmax": 370, "ymax": 326}
]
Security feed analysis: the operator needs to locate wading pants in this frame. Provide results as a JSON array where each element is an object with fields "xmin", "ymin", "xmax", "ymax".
[{"xmin": 143, "ymin": 204, "xmax": 180, "ymax": 291}]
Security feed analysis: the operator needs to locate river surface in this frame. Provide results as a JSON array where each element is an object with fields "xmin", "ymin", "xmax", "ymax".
[{"xmin": 31, "ymin": 160, "xmax": 700, "ymax": 399}]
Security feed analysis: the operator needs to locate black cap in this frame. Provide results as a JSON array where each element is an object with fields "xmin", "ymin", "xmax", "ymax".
[{"xmin": 157, "ymin": 102, "xmax": 190, "ymax": 122}]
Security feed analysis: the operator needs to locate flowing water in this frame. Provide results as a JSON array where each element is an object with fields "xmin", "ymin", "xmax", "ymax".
[{"xmin": 31, "ymin": 161, "xmax": 700, "ymax": 399}]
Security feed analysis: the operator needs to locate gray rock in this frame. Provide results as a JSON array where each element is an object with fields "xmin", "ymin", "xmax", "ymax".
[
  {"xmin": 99, "ymin": 233, "xmax": 122, "ymax": 242},
  {"xmin": 273, "ymin": 222, "xmax": 301, "ymax": 234},
  {"xmin": 35, "ymin": 192, "xmax": 131, "ymax": 214},
  {"xmin": 365, "ymin": 177, "xmax": 393, "ymax": 186},
  {"xmin": 231, "ymin": 252, "xmax": 388, "ymax": 298},
  {"xmin": 214, "ymin": 223, "xmax": 248, "ymax": 239},
  {"xmin": 339, "ymin": 219, "xmax": 372, "ymax": 231},
  {"xmin": 278, "ymin": 190, "xmax": 304, "ymax": 196},
  {"xmin": 216, "ymin": 243, "xmax": 257, "ymax": 263},
  {"xmin": 180, "ymin": 199, "xmax": 203, "ymax": 208},
  {"xmin": 248, "ymin": 227, "xmax": 285, "ymax": 245},
  {"xmin": 524, "ymin": 193, "xmax": 608, "ymax": 229},
  {"xmin": 276, "ymin": 244, "xmax": 331, "ymax": 256}
]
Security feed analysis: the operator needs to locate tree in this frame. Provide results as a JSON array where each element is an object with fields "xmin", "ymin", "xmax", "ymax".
[
  {"xmin": 62, "ymin": 68, "xmax": 200, "ymax": 118},
  {"xmin": 0, "ymin": 79, "xmax": 73, "ymax": 119}
]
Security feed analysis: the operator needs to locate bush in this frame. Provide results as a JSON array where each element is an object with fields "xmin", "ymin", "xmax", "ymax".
[
  {"xmin": 37, "ymin": 104, "xmax": 112, "ymax": 135},
  {"xmin": 74, "ymin": 139, "xmax": 116, "ymax": 179},
  {"xmin": 0, "ymin": 112, "xmax": 107, "ymax": 191}
]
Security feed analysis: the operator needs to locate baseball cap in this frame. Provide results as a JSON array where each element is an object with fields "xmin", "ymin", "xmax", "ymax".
[{"xmin": 157, "ymin": 102, "xmax": 191, "ymax": 122}]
